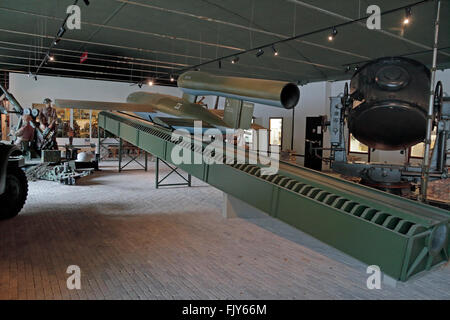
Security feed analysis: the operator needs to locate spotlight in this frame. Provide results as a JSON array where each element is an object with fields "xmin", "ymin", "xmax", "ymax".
[
  {"xmin": 231, "ymin": 56, "xmax": 239, "ymax": 64},
  {"xmin": 256, "ymin": 49, "xmax": 264, "ymax": 57},
  {"xmin": 53, "ymin": 38, "xmax": 61, "ymax": 46},
  {"xmin": 57, "ymin": 26, "xmax": 66, "ymax": 38},
  {"xmin": 137, "ymin": 82, "xmax": 143, "ymax": 88},
  {"xmin": 328, "ymin": 27, "xmax": 337, "ymax": 41},
  {"xmin": 272, "ymin": 45, "xmax": 278, "ymax": 56},
  {"xmin": 49, "ymin": 55, "xmax": 55, "ymax": 62},
  {"xmin": 403, "ymin": 7, "xmax": 411, "ymax": 25},
  {"xmin": 148, "ymin": 79, "xmax": 154, "ymax": 86},
  {"xmin": 170, "ymin": 75, "xmax": 175, "ymax": 82}
]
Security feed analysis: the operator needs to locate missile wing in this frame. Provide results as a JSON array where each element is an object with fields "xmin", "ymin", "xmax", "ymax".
[
  {"xmin": 55, "ymin": 92, "xmax": 229, "ymax": 129},
  {"xmin": 54, "ymin": 99, "xmax": 155, "ymax": 113}
]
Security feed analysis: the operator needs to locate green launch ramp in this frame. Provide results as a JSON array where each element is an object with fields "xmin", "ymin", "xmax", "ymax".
[{"xmin": 99, "ymin": 111, "xmax": 450, "ymax": 282}]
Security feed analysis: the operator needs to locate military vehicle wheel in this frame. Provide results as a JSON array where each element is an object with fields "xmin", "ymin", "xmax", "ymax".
[{"xmin": 0, "ymin": 167, "xmax": 28, "ymax": 219}]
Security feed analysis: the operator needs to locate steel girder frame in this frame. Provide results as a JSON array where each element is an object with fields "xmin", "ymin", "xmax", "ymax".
[{"xmin": 98, "ymin": 111, "xmax": 450, "ymax": 281}]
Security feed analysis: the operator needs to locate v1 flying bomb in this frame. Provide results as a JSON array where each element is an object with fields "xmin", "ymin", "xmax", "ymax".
[{"xmin": 55, "ymin": 72, "xmax": 300, "ymax": 132}]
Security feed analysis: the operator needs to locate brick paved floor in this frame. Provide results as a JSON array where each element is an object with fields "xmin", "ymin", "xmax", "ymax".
[{"xmin": 0, "ymin": 161, "xmax": 449, "ymax": 299}]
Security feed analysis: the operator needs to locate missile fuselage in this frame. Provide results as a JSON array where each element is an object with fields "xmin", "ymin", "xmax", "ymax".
[
  {"xmin": 126, "ymin": 92, "xmax": 227, "ymax": 128},
  {"xmin": 56, "ymin": 72, "xmax": 300, "ymax": 132}
]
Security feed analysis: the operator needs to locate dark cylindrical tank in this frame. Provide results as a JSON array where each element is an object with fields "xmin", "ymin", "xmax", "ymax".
[{"xmin": 348, "ymin": 57, "xmax": 430, "ymax": 150}]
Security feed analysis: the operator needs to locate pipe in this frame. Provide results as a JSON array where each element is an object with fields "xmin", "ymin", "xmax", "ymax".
[{"xmin": 419, "ymin": 0, "xmax": 441, "ymax": 202}]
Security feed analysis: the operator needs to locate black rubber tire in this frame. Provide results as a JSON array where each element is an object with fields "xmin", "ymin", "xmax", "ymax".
[{"xmin": 0, "ymin": 167, "xmax": 28, "ymax": 219}]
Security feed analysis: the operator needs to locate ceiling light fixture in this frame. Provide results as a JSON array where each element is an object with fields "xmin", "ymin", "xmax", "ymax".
[
  {"xmin": 170, "ymin": 74, "xmax": 175, "ymax": 82},
  {"xmin": 57, "ymin": 26, "xmax": 66, "ymax": 38},
  {"xmin": 403, "ymin": 7, "xmax": 412, "ymax": 25},
  {"xmin": 328, "ymin": 27, "xmax": 338, "ymax": 41},
  {"xmin": 272, "ymin": 45, "xmax": 278, "ymax": 56},
  {"xmin": 231, "ymin": 56, "xmax": 239, "ymax": 64},
  {"xmin": 256, "ymin": 49, "xmax": 264, "ymax": 57},
  {"xmin": 148, "ymin": 79, "xmax": 154, "ymax": 86}
]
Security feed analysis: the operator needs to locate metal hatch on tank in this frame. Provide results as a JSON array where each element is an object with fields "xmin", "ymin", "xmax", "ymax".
[{"xmin": 348, "ymin": 57, "xmax": 430, "ymax": 150}]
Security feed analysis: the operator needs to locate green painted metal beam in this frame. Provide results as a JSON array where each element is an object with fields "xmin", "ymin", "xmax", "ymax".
[{"xmin": 98, "ymin": 111, "xmax": 450, "ymax": 281}]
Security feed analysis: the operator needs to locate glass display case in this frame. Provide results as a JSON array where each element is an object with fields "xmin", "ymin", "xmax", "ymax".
[
  {"xmin": 73, "ymin": 109, "xmax": 91, "ymax": 138},
  {"xmin": 43, "ymin": 104, "xmax": 100, "ymax": 140}
]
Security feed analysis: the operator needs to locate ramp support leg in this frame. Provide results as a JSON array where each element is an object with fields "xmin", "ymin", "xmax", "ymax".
[
  {"xmin": 118, "ymin": 138, "xmax": 123, "ymax": 172},
  {"xmin": 118, "ymin": 138, "xmax": 149, "ymax": 172},
  {"xmin": 155, "ymin": 157, "xmax": 191, "ymax": 188}
]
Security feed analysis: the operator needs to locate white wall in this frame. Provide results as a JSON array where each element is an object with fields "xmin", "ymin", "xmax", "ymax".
[{"xmin": 9, "ymin": 73, "xmax": 183, "ymax": 107}]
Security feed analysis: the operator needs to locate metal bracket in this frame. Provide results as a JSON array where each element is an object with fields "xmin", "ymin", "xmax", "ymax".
[
  {"xmin": 155, "ymin": 157, "xmax": 191, "ymax": 188},
  {"xmin": 118, "ymin": 138, "xmax": 148, "ymax": 172},
  {"xmin": 98, "ymin": 134, "xmax": 120, "ymax": 162}
]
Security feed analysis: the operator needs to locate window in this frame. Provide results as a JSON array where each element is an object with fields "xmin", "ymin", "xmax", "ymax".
[
  {"xmin": 409, "ymin": 130, "xmax": 437, "ymax": 159},
  {"xmin": 349, "ymin": 133, "xmax": 369, "ymax": 153},
  {"xmin": 269, "ymin": 117, "xmax": 283, "ymax": 147}
]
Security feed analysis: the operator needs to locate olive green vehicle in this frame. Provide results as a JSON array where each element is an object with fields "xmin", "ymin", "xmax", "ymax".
[{"xmin": 0, "ymin": 143, "xmax": 28, "ymax": 219}]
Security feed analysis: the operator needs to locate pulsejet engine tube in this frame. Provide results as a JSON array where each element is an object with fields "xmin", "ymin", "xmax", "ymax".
[{"xmin": 177, "ymin": 71, "xmax": 300, "ymax": 109}]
